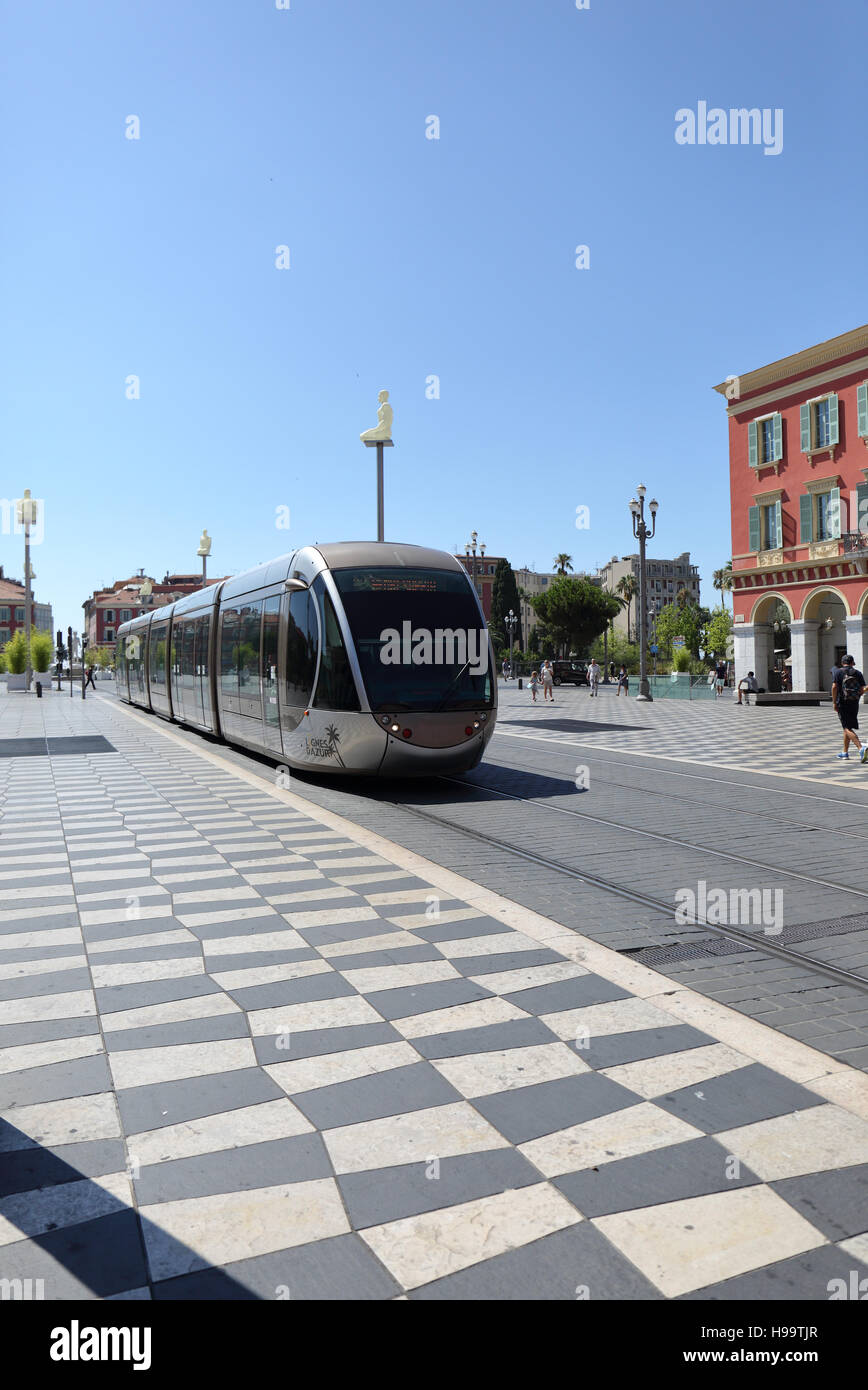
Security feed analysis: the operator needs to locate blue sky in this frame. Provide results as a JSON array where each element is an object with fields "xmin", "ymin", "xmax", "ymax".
[{"xmin": 3, "ymin": 0, "xmax": 867, "ymax": 636}]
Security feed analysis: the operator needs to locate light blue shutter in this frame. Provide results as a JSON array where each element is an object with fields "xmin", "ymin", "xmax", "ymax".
[
  {"xmin": 800, "ymin": 403, "xmax": 811, "ymax": 452},
  {"xmin": 799, "ymin": 494, "xmax": 813, "ymax": 542},
  {"xmin": 773, "ymin": 413, "xmax": 782, "ymax": 461},
  {"xmin": 858, "ymin": 384, "xmax": 868, "ymax": 438},
  {"xmin": 856, "ymin": 482, "xmax": 868, "ymax": 538},
  {"xmin": 774, "ymin": 500, "xmax": 782, "ymax": 548},
  {"xmin": 748, "ymin": 505, "xmax": 761, "ymax": 552},
  {"xmin": 828, "ymin": 393, "xmax": 839, "ymax": 445},
  {"xmin": 829, "ymin": 486, "xmax": 841, "ymax": 539},
  {"xmin": 748, "ymin": 421, "xmax": 758, "ymax": 468}
]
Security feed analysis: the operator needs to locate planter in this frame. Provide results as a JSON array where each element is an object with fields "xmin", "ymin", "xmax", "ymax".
[{"xmin": 6, "ymin": 674, "xmax": 26, "ymax": 691}]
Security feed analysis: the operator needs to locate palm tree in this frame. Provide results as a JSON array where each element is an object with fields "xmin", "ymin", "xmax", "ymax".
[
  {"xmin": 713, "ymin": 560, "xmax": 733, "ymax": 609},
  {"xmin": 675, "ymin": 587, "xmax": 689, "ymax": 611},
  {"xmin": 615, "ymin": 575, "xmax": 639, "ymax": 642},
  {"xmin": 553, "ymin": 554, "xmax": 573, "ymax": 575}
]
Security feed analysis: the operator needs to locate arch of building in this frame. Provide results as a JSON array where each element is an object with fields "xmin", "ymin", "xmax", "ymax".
[
  {"xmin": 750, "ymin": 593, "xmax": 795, "ymax": 623},
  {"xmin": 789, "ymin": 586, "xmax": 864, "ymax": 693}
]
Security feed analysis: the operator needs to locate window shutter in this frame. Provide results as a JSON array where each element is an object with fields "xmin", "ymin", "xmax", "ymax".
[
  {"xmin": 773, "ymin": 412, "xmax": 782, "ymax": 461},
  {"xmin": 859, "ymin": 384, "xmax": 868, "ymax": 438},
  {"xmin": 799, "ymin": 493, "xmax": 813, "ymax": 542},
  {"xmin": 856, "ymin": 482, "xmax": 868, "ymax": 537},
  {"xmin": 773, "ymin": 500, "xmax": 783, "ymax": 548},
  {"xmin": 800, "ymin": 403, "xmax": 811, "ymax": 452},
  {"xmin": 748, "ymin": 505, "xmax": 761, "ymax": 552},
  {"xmin": 828, "ymin": 393, "xmax": 839, "ymax": 445},
  {"xmin": 748, "ymin": 421, "xmax": 758, "ymax": 468},
  {"xmin": 829, "ymin": 486, "xmax": 842, "ymax": 539}
]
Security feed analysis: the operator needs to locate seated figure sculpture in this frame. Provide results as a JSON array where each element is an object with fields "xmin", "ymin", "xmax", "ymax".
[{"xmin": 360, "ymin": 390, "xmax": 393, "ymax": 442}]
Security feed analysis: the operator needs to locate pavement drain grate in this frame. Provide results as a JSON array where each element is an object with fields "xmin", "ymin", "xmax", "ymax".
[
  {"xmin": 773, "ymin": 911, "xmax": 868, "ymax": 946},
  {"xmin": 0, "ymin": 736, "xmax": 117, "ymax": 757},
  {"xmin": 621, "ymin": 938, "xmax": 753, "ymax": 966}
]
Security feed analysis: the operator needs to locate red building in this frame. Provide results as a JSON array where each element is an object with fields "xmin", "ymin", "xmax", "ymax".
[
  {"xmin": 453, "ymin": 553, "xmax": 506, "ymax": 620},
  {"xmin": 715, "ymin": 325, "xmax": 868, "ymax": 692},
  {"xmin": 83, "ymin": 572, "xmax": 228, "ymax": 654}
]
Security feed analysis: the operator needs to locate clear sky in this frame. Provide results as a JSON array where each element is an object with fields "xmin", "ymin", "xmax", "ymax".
[{"xmin": 3, "ymin": 0, "xmax": 867, "ymax": 637}]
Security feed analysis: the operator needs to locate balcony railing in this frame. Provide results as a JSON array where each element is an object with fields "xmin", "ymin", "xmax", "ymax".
[{"xmin": 841, "ymin": 531, "xmax": 868, "ymax": 556}]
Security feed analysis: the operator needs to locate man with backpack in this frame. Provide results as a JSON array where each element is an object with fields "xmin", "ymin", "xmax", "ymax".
[{"xmin": 831, "ymin": 654, "xmax": 868, "ymax": 762}]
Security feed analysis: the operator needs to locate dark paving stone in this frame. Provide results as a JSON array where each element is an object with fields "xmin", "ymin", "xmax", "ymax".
[
  {"xmin": 454, "ymin": 949, "xmax": 564, "ymax": 977},
  {"xmin": 412, "ymin": 1016, "xmax": 560, "ymax": 1060},
  {"xmin": 85, "ymin": 942, "xmax": 203, "ymax": 966},
  {"xmin": 0, "ymin": 1208, "xmax": 147, "ymax": 1298},
  {"xmin": 0, "ymin": 736, "xmax": 115, "ymax": 758},
  {"xmin": 300, "ymin": 920, "xmax": 404, "ymax": 949},
  {"xmin": 226, "ymin": 971, "xmax": 356, "ymax": 1011},
  {"xmin": 554, "ymin": 1137, "xmax": 762, "ymax": 1218},
  {"xmin": 133, "ymin": 1133, "xmax": 331, "ymax": 1204},
  {"xmin": 771, "ymin": 1165, "xmax": 868, "ymax": 1242},
  {"xmin": 580, "ymin": 1024, "xmax": 716, "ymax": 1070},
  {"xmin": 323, "ymin": 945, "xmax": 443, "ymax": 971},
  {"xmin": 253, "ymin": 1021, "xmax": 400, "ymax": 1065},
  {"xmin": 410, "ymin": 1221, "xmax": 662, "ymax": 1300},
  {"xmin": 503, "ymin": 974, "xmax": 630, "ymax": 1016},
  {"xmin": 474, "ymin": 1072, "xmax": 640, "ymax": 1145},
  {"xmin": 95, "ymin": 975, "xmax": 224, "ymax": 1013},
  {"xmin": 152, "ymin": 1231, "xmax": 401, "ymax": 1300},
  {"xmin": 202, "ymin": 947, "xmax": 321, "ymax": 974},
  {"xmin": 291, "ymin": 1062, "xmax": 461, "ymax": 1129},
  {"xmin": 0, "ymin": 1054, "xmax": 112, "ymax": 1110},
  {"xmin": 185, "ymin": 915, "xmax": 285, "ymax": 942},
  {"xmin": 117, "ymin": 1066, "xmax": 285, "ymax": 1135},
  {"xmin": 654, "ymin": 1064, "xmax": 826, "ymax": 1133},
  {"xmin": 680, "ymin": 1242, "xmax": 868, "ymax": 1301},
  {"xmin": 105, "ymin": 1013, "xmax": 251, "ymax": 1052},
  {"xmin": 364, "ymin": 977, "xmax": 493, "ymax": 1020},
  {"xmin": 411, "ymin": 917, "xmax": 506, "ymax": 944},
  {"xmin": 0, "ymin": 967, "xmax": 92, "ymax": 1002},
  {"xmin": 339, "ymin": 1147, "xmax": 539, "ymax": 1229},
  {"xmin": 0, "ymin": 1016, "xmax": 100, "ymax": 1048},
  {"xmin": 0, "ymin": 1139, "xmax": 128, "ymax": 1199}
]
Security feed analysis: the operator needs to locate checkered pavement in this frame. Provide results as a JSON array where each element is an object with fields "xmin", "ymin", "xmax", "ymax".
[{"xmin": 0, "ymin": 693, "xmax": 866, "ymax": 1300}]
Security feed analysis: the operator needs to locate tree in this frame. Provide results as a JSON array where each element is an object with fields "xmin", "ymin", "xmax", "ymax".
[
  {"xmin": 31, "ymin": 631, "xmax": 54, "ymax": 673},
  {"xmin": 704, "ymin": 606, "xmax": 732, "ymax": 658},
  {"xmin": 97, "ymin": 646, "xmax": 112, "ymax": 670},
  {"xmin": 654, "ymin": 600, "xmax": 703, "ymax": 658},
  {"xmin": 489, "ymin": 559, "xmax": 523, "ymax": 653},
  {"xmin": 553, "ymin": 554, "xmax": 573, "ymax": 575},
  {"xmin": 3, "ymin": 631, "xmax": 27, "ymax": 674},
  {"xmin": 532, "ymin": 576, "xmax": 621, "ymax": 657},
  {"xmin": 84, "ymin": 644, "xmax": 98, "ymax": 669},
  {"xmin": 713, "ymin": 561, "xmax": 733, "ymax": 609},
  {"xmin": 615, "ymin": 574, "xmax": 639, "ymax": 641}
]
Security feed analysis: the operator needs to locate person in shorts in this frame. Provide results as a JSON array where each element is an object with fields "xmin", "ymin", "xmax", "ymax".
[
  {"xmin": 541, "ymin": 659, "xmax": 555, "ymax": 702},
  {"xmin": 617, "ymin": 665, "xmax": 629, "ymax": 696},
  {"xmin": 736, "ymin": 671, "xmax": 758, "ymax": 705},
  {"xmin": 715, "ymin": 659, "xmax": 727, "ymax": 697},
  {"xmin": 529, "ymin": 669, "xmax": 540, "ymax": 703},
  {"xmin": 587, "ymin": 658, "xmax": 600, "ymax": 696},
  {"xmin": 831, "ymin": 654, "xmax": 867, "ymax": 762}
]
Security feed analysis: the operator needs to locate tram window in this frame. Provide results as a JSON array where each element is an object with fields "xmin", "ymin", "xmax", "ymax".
[
  {"xmin": 150, "ymin": 623, "xmax": 168, "ymax": 688},
  {"xmin": 220, "ymin": 606, "xmax": 241, "ymax": 709},
  {"xmin": 312, "ymin": 578, "xmax": 360, "ymax": 711},
  {"xmin": 198, "ymin": 615, "xmax": 210, "ymax": 679},
  {"xmin": 286, "ymin": 589, "xmax": 317, "ymax": 706},
  {"xmin": 263, "ymin": 597, "xmax": 280, "ymax": 726},
  {"xmin": 116, "ymin": 639, "xmax": 126, "ymax": 680},
  {"xmin": 238, "ymin": 601, "xmax": 263, "ymax": 717}
]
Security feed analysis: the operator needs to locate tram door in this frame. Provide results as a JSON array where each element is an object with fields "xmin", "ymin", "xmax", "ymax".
[
  {"xmin": 261, "ymin": 596, "xmax": 282, "ymax": 753},
  {"xmin": 280, "ymin": 588, "xmax": 319, "ymax": 735}
]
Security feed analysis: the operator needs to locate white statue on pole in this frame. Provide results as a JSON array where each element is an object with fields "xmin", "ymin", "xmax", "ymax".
[{"xmin": 360, "ymin": 390, "xmax": 393, "ymax": 442}]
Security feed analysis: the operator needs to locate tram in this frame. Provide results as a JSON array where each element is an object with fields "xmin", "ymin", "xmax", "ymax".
[{"xmin": 115, "ymin": 542, "xmax": 497, "ymax": 775}]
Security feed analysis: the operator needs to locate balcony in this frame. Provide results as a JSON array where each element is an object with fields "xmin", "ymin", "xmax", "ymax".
[{"xmin": 842, "ymin": 531, "xmax": 868, "ymax": 558}]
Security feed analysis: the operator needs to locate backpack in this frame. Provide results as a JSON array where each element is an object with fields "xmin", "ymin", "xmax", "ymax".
[{"xmin": 840, "ymin": 668, "xmax": 862, "ymax": 702}]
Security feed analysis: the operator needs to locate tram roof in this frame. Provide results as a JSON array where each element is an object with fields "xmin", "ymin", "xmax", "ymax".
[{"xmin": 314, "ymin": 542, "xmax": 465, "ymax": 572}]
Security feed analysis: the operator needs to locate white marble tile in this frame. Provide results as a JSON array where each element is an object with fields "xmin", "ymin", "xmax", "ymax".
[
  {"xmin": 317, "ymin": 931, "xmax": 425, "ymax": 959},
  {"xmin": 313, "ymin": 855, "xmax": 390, "ymax": 870},
  {"xmin": 0, "ymin": 953, "xmax": 87, "ymax": 981},
  {"xmin": 432, "ymin": 1042, "xmax": 590, "ymax": 1099},
  {"xmin": 0, "ymin": 1035, "xmax": 104, "ymax": 1076},
  {"xmin": 386, "ymin": 908, "xmax": 484, "ymax": 930},
  {"xmin": 210, "ymin": 959, "xmax": 331, "ymax": 990},
  {"xmin": 332, "ymin": 870, "xmax": 412, "ymax": 886},
  {"xmin": 600, "ymin": 1043, "xmax": 751, "ymax": 1099},
  {"xmin": 140, "ymin": 1178, "xmax": 350, "ymax": 1281},
  {"xmin": 716, "ymin": 1104, "xmax": 868, "ymax": 1181},
  {"xmin": 437, "ymin": 932, "xmax": 542, "ymax": 959},
  {"xmin": 91, "ymin": 958, "xmax": 205, "ymax": 988},
  {"xmin": 519, "ymin": 1102, "xmax": 703, "ymax": 1178},
  {"xmin": 468, "ymin": 962, "xmax": 588, "ymax": 995},
  {"xmin": 0, "ymin": 927, "xmax": 81, "ymax": 952},
  {"xmin": 365, "ymin": 889, "xmax": 461, "ymax": 906},
  {"xmin": 0, "ymin": 904, "xmax": 77, "ymax": 923},
  {"xmin": 340, "ymin": 960, "xmax": 460, "ymax": 994},
  {"xmin": 265, "ymin": 887, "xmax": 357, "ymax": 906},
  {"xmin": 0, "ymin": 1172, "xmax": 133, "ymax": 1248},
  {"xmin": 171, "ymin": 887, "xmax": 260, "ymax": 905},
  {"xmin": 1, "ymin": 990, "xmax": 96, "ymax": 1025},
  {"xmin": 109, "ymin": 1038, "xmax": 257, "ymax": 1090},
  {"xmin": 201, "ymin": 929, "xmax": 307, "ymax": 957},
  {"xmin": 593, "ymin": 1187, "xmax": 826, "ymax": 1298},
  {"xmin": 176, "ymin": 906, "xmax": 275, "ymax": 929},
  {"xmin": 362, "ymin": 1183, "xmax": 581, "ymax": 1288},
  {"xmin": 127, "ymin": 1097, "xmax": 314, "ymax": 1159},
  {"xmin": 324, "ymin": 1100, "xmax": 511, "ymax": 1174},
  {"xmin": 101, "ymin": 992, "xmax": 241, "ymax": 1033},
  {"xmin": 246, "ymin": 994, "xmax": 384, "ymax": 1037},
  {"xmin": 283, "ymin": 906, "xmax": 380, "ymax": 931},
  {"xmin": 540, "ymin": 997, "xmax": 681, "ymax": 1042},
  {"xmin": 392, "ymin": 996, "xmax": 529, "ymax": 1038},
  {"xmin": 266, "ymin": 1041, "xmax": 420, "ymax": 1096},
  {"xmin": 87, "ymin": 930, "xmax": 195, "ymax": 955},
  {"xmin": 1, "ymin": 1092, "xmax": 120, "ymax": 1149}
]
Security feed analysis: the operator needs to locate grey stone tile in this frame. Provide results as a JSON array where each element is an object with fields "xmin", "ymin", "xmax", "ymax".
[
  {"xmin": 679, "ymin": 1242, "xmax": 868, "ymax": 1301},
  {"xmin": 339, "ymin": 1148, "xmax": 540, "ymax": 1229},
  {"xmin": 453, "ymin": 949, "xmax": 564, "ymax": 977},
  {"xmin": 410, "ymin": 1221, "xmax": 662, "ymax": 1300},
  {"xmin": 364, "ymin": 977, "xmax": 493, "ymax": 1020},
  {"xmin": 412, "ymin": 917, "xmax": 506, "ymax": 944},
  {"xmin": 292, "ymin": 1062, "xmax": 462, "ymax": 1129},
  {"xmin": 0, "ymin": 1016, "xmax": 100, "ymax": 1048},
  {"xmin": 771, "ymin": 1165, "xmax": 868, "ymax": 1242},
  {"xmin": 85, "ymin": 942, "xmax": 203, "ymax": 966},
  {"xmin": 554, "ymin": 1136, "xmax": 761, "ymax": 1218},
  {"xmin": 474, "ymin": 1072, "xmax": 640, "ymax": 1145},
  {"xmin": 0, "ymin": 968, "xmax": 92, "ymax": 1001},
  {"xmin": 153, "ymin": 1232, "xmax": 401, "ymax": 1300},
  {"xmin": 654, "ymin": 1064, "xmax": 826, "ymax": 1133},
  {"xmin": 104, "ymin": 1013, "xmax": 251, "ymax": 1052},
  {"xmin": 503, "ymin": 975, "xmax": 629, "ymax": 1016},
  {"xmin": 300, "ymin": 920, "xmax": 403, "ymax": 949},
  {"xmin": 320, "ymin": 945, "xmax": 442, "ymax": 971},
  {"xmin": 0, "ymin": 1138, "xmax": 128, "ymax": 1199},
  {"xmin": 226, "ymin": 972, "xmax": 355, "ymax": 1011},
  {"xmin": 0, "ymin": 1054, "xmax": 112, "ymax": 1110},
  {"xmin": 134, "ymin": 1133, "xmax": 331, "ymax": 1204},
  {"xmin": 580, "ymin": 1024, "xmax": 716, "ymax": 1070},
  {"xmin": 0, "ymin": 1209, "xmax": 148, "ymax": 1299},
  {"xmin": 253, "ymin": 1021, "xmax": 401, "ymax": 1065},
  {"xmin": 117, "ymin": 1066, "xmax": 285, "ymax": 1135},
  {"xmin": 95, "ymin": 975, "xmax": 224, "ymax": 1013},
  {"xmin": 412, "ymin": 1016, "xmax": 560, "ymax": 1060}
]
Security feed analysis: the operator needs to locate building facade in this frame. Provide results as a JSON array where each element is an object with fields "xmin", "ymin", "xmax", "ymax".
[
  {"xmin": 0, "ymin": 569, "xmax": 53, "ymax": 648},
  {"xmin": 715, "ymin": 324, "xmax": 868, "ymax": 692},
  {"xmin": 597, "ymin": 552, "xmax": 700, "ymax": 638},
  {"xmin": 453, "ymin": 553, "xmax": 505, "ymax": 621},
  {"xmin": 83, "ymin": 571, "xmax": 228, "ymax": 653}
]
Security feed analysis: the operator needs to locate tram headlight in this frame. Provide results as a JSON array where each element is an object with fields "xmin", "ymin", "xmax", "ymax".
[
  {"xmin": 390, "ymin": 723, "xmax": 400, "ymax": 733},
  {"xmin": 380, "ymin": 715, "xmax": 391, "ymax": 726}
]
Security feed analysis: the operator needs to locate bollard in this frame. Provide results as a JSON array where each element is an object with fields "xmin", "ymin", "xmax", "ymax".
[
  {"xmin": 35, "ymin": 682, "xmax": 42, "ymax": 699},
  {"xmin": 518, "ymin": 678, "xmax": 523, "ymax": 689}
]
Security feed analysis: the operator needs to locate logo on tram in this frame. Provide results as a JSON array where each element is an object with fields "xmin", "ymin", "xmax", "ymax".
[{"xmin": 378, "ymin": 622, "xmax": 488, "ymax": 676}]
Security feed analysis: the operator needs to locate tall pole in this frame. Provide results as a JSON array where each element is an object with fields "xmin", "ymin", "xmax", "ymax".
[
  {"xmin": 202, "ymin": 553, "xmax": 207, "ymax": 586},
  {"xmin": 377, "ymin": 442, "xmax": 384, "ymax": 543},
  {"xmin": 637, "ymin": 519, "xmax": 649, "ymax": 700},
  {"xmin": 24, "ymin": 521, "xmax": 32, "ymax": 693}
]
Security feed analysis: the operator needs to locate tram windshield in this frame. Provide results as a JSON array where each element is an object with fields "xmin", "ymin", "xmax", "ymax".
[{"xmin": 332, "ymin": 567, "xmax": 493, "ymax": 712}]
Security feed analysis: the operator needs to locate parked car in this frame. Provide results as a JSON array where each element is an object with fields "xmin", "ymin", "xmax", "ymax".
[{"xmin": 551, "ymin": 660, "xmax": 589, "ymax": 686}]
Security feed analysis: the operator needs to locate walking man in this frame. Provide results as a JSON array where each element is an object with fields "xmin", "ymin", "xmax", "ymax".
[
  {"xmin": 541, "ymin": 659, "xmax": 555, "ymax": 702},
  {"xmin": 588, "ymin": 658, "xmax": 600, "ymax": 696},
  {"xmin": 831, "ymin": 654, "xmax": 867, "ymax": 762},
  {"xmin": 84, "ymin": 664, "xmax": 96, "ymax": 690},
  {"xmin": 715, "ymin": 658, "xmax": 727, "ymax": 698}
]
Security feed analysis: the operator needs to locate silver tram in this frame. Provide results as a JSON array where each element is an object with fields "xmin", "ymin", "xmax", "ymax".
[{"xmin": 115, "ymin": 542, "xmax": 497, "ymax": 775}]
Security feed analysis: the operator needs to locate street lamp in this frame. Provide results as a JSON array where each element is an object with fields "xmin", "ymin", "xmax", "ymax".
[
  {"xmin": 198, "ymin": 530, "xmax": 212, "ymax": 586},
  {"xmin": 630, "ymin": 486, "xmax": 659, "ymax": 701},
  {"xmin": 465, "ymin": 532, "xmax": 485, "ymax": 607},
  {"xmin": 505, "ymin": 608, "xmax": 517, "ymax": 676},
  {"xmin": 648, "ymin": 605, "xmax": 657, "ymax": 676},
  {"xmin": 16, "ymin": 491, "xmax": 37, "ymax": 693}
]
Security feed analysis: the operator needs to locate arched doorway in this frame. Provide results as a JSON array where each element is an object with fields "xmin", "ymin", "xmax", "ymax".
[
  {"xmin": 800, "ymin": 589, "xmax": 849, "ymax": 692},
  {"xmin": 749, "ymin": 594, "xmax": 794, "ymax": 691}
]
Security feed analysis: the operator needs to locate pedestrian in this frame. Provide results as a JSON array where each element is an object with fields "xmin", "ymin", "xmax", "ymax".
[
  {"xmin": 609, "ymin": 661, "xmax": 616, "ymax": 682},
  {"xmin": 529, "ymin": 669, "xmax": 540, "ymax": 703},
  {"xmin": 707, "ymin": 667, "xmax": 717, "ymax": 693},
  {"xmin": 715, "ymin": 659, "xmax": 727, "ymax": 697},
  {"xmin": 84, "ymin": 665, "xmax": 96, "ymax": 690},
  {"xmin": 736, "ymin": 670, "xmax": 758, "ymax": 706},
  {"xmin": 501, "ymin": 658, "xmax": 510, "ymax": 682},
  {"xmin": 587, "ymin": 657, "xmax": 600, "ymax": 696},
  {"xmin": 541, "ymin": 659, "xmax": 555, "ymax": 702},
  {"xmin": 616, "ymin": 664, "xmax": 629, "ymax": 696},
  {"xmin": 831, "ymin": 654, "xmax": 868, "ymax": 762}
]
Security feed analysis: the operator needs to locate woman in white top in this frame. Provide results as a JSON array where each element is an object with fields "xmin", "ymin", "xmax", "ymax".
[{"xmin": 541, "ymin": 660, "xmax": 555, "ymax": 702}]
